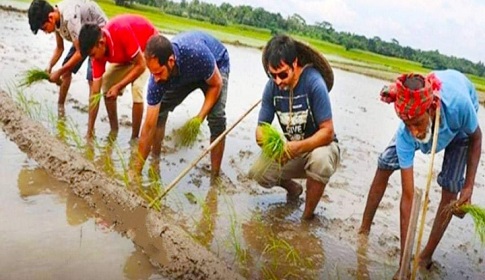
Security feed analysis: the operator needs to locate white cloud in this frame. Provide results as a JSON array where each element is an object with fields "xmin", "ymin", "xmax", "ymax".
[{"xmin": 186, "ymin": 0, "xmax": 485, "ymax": 63}]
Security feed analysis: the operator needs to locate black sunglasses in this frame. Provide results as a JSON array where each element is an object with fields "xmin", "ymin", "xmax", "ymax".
[{"xmin": 267, "ymin": 70, "xmax": 289, "ymax": 80}]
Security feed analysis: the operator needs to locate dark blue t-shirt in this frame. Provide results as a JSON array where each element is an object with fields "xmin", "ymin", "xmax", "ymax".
[
  {"xmin": 147, "ymin": 31, "xmax": 230, "ymax": 105},
  {"xmin": 258, "ymin": 67, "xmax": 335, "ymax": 141}
]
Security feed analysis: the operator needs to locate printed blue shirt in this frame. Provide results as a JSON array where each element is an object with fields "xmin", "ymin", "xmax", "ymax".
[
  {"xmin": 147, "ymin": 31, "xmax": 230, "ymax": 105},
  {"xmin": 395, "ymin": 69, "xmax": 479, "ymax": 168},
  {"xmin": 258, "ymin": 67, "xmax": 335, "ymax": 141}
]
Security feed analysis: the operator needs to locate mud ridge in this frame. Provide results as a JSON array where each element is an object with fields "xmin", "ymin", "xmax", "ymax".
[{"xmin": 0, "ymin": 90, "xmax": 243, "ymax": 279}]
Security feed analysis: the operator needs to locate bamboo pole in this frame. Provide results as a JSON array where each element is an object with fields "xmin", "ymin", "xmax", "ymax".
[
  {"xmin": 148, "ymin": 98, "xmax": 262, "ymax": 208},
  {"xmin": 399, "ymin": 188, "xmax": 422, "ymax": 279},
  {"xmin": 409, "ymin": 105, "xmax": 441, "ymax": 280}
]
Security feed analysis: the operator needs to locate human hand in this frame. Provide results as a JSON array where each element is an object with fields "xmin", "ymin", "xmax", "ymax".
[
  {"xmin": 49, "ymin": 69, "xmax": 62, "ymax": 85},
  {"xmin": 45, "ymin": 65, "xmax": 53, "ymax": 74},
  {"xmin": 452, "ymin": 187, "xmax": 473, "ymax": 218},
  {"xmin": 279, "ymin": 142, "xmax": 298, "ymax": 165},
  {"xmin": 105, "ymin": 85, "xmax": 121, "ymax": 99}
]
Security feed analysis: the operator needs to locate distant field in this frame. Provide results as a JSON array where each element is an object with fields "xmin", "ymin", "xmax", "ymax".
[{"xmin": 47, "ymin": 0, "xmax": 485, "ymax": 100}]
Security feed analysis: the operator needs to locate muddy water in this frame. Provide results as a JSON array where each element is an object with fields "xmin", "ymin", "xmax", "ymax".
[{"xmin": 1, "ymin": 3, "xmax": 485, "ymax": 280}]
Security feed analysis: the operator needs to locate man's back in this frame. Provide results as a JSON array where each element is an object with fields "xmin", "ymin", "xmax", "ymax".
[
  {"xmin": 172, "ymin": 31, "xmax": 230, "ymax": 75},
  {"xmin": 56, "ymin": 0, "xmax": 107, "ymax": 42}
]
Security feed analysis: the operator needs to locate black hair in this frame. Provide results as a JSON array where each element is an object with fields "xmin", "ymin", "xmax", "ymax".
[
  {"xmin": 144, "ymin": 34, "xmax": 174, "ymax": 65},
  {"xmin": 262, "ymin": 34, "xmax": 299, "ymax": 71},
  {"xmin": 28, "ymin": 0, "xmax": 54, "ymax": 35},
  {"xmin": 79, "ymin": 23, "xmax": 102, "ymax": 57}
]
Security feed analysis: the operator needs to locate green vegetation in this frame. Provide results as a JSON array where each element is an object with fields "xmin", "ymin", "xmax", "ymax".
[
  {"xmin": 459, "ymin": 204, "xmax": 485, "ymax": 244},
  {"xmin": 19, "ymin": 68, "xmax": 50, "ymax": 87},
  {"xmin": 91, "ymin": 0, "xmax": 485, "ymax": 97},
  {"xmin": 89, "ymin": 92, "xmax": 104, "ymax": 108},
  {"xmin": 259, "ymin": 123, "xmax": 287, "ymax": 163},
  {"xmin": 173, "ymin": 116, "xmax": 202, "ymax": 147}
]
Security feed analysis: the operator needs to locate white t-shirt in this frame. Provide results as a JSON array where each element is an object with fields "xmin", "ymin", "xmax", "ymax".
[{"xmin": 56, "ymin": 0, "xmax": 107, "ymax": 42}]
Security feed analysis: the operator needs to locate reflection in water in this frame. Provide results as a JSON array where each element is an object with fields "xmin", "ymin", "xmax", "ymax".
[
  {"xmin": 16, "ymin": 166, "xmax": 162, "ymax": 280},
  {"xmin": 193, "ymin": 183, "xmax": 219, "ymax": 247},
  {"xmin": 242, "ymin": 202, "xmax": 325, "ymax": 279},
  {"xmin": 356, "ymin": 235, "xmax": 371, "ymax": 280}
]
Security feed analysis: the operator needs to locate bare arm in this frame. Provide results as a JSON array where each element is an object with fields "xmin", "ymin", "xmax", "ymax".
[
  {"xmin": 196, "ymin": 66, "xmax": 222, "ymax": 120},
  {"xmin": 284, "ymin": 118, "xmax": 335, "ymax": 159},
  {"xmin": 57, "ymin": 39, "xmax": 83, "ymax": 74},
  {"xmin": 47, "ymin": 32, "xmax": 64, "ymax": 72},
  {"xmin": 134, "ymin": 103, "xmax": 161, "ymax": 173},
  {"xmin": 458, "ymin": 125, "xmax": 482, "ymax": 205},
  {"xmin": 105, "ymin": 51, "xmax": 146, "ymax": 99}
]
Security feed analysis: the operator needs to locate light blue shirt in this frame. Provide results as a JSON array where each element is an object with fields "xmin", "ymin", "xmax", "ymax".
[{"xmin": 396, "ymin": 69, "xmax": 479, "ymax": 168}]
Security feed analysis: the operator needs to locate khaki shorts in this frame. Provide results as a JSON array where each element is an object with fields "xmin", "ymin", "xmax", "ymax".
[
  {"xmin": 101, "ymin": 62, "xmax": 148, "ymax": 103},
  {"xmin": 248, "ymin": 141, "xmax": 340, "ymax": 186}
]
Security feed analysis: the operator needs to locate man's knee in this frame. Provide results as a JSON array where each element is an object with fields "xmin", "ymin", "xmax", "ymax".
[
  {"xmin": 208, "ymin": 117, "xmax": 226, "ymax": 138},
  {"xmin": 306, "ymin": 144, "xmax": 339, "ymax": 183}
]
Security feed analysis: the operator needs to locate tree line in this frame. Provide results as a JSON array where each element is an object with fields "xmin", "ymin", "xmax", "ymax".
[{"xmin": 119, "ymin": 0, "xmax": 485, "ymax": 77}]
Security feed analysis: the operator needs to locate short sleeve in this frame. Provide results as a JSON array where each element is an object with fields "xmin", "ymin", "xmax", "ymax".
[
  {"xmin": 147, "ymin": 75, "xmax": 164, "ymax": 105},
  {"xmin": 257, "ymin": 80, "xmax": 276, "ymax": 125},
  {"xmin": 92, "ymin": 59, "xmax": 106, "ymax": 80},
  {"xmin": 307, "ymin": 70, "xmax": 332, "ymax": 124}
]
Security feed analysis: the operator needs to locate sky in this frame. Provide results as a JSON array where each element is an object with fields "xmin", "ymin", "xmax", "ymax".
[{"xmin": 198, "ymin": 0, "xmax": 485, "ymax": 64}]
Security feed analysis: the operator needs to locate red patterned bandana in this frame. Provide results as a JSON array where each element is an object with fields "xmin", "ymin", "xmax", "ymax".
[{"xmin": 380, "ymin": 73, "xmax": 441, "ymax": 120}]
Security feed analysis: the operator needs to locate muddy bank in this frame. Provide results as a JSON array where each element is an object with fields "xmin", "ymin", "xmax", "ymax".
[{"xmin": 0, "ymin": 90, "xmax": 243, "ymax": 279}]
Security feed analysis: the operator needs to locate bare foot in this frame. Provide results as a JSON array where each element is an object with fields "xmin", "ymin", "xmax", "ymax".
[
  {"xmin": 417, "ymin": 256, "xmax": 433, "ymax": 270},
  {"xmin": 392, "ymin": 266, "xmax": 410, "ymax": 280},
  {"xmin": 358, "ymin": 226, "xmax": 370, "ymax": 235},
  {"xmin": 301, "ymin": 212, "xmax": 315, "ymax": 220}
]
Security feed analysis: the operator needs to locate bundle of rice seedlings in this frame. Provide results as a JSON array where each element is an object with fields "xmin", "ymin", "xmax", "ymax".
[
  {"xmin": 174, "ymin": 117, "xmax": 202, "ymax": 147},
  {"xmin": 459, "ymin": 204, "xmax": 485, "ymax": 244},
  {"xmin": 19, "ymin": 68, "xmax": 50, "ymax": 87},
  {"xmin": 260, "ymin": 122, "xmax": 288, "ymax": 163},
  {"xmin": 89, "ymin": 92, "xmax": 104, "ymax": 108}
]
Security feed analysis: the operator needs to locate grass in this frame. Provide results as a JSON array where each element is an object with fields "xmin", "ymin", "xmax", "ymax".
[
  {"xmin": 173, "ymin": 117, "xmax": 203, "ymax": 147},
  {"xmin": 459, "ymin": 204, "xmax": 485, "ymax": 244},
  {"xmin": 86, "ymin": 0, "xmax": 485, "ymax": 95},
  {"xmin": 19, "ymin": 68, "xmax": 50, "ymax": 87},
  {"xmin": 89, "ymin": 92, "xmax": 104, "ymax": 108},
  {"xmin": 259, "ymin": 123, "xmax": 288, "ymax": 162}
]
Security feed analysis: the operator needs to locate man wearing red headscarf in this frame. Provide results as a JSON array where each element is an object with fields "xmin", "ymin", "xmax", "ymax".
[{"xmin": 359, "ymin": 69, "xmax": 482, "ymax": 277}]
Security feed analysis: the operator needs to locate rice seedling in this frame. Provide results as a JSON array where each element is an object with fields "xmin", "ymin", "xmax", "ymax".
[
  {"xmin": 459, "ymin": 204, "xmax": 485, "ymax": 244},
  {"xmin": 11, "ymin": 84, "xmax": 42, "ymax": 119},
  {"xmin": 184, "ymin": 192, "xmax": 198, "ymax": 204},
  {"xmin": 223, "ymin": 195, "xmax": 249, "ymax": 268},
  {"xmin": 89, "ymin": 92, "xmax": 104, "ymax": 108},
  {"xmin": 173, "ymin": 116, "xmax": 202, "ymax": 147},
  {"xmin": 259, "ymin": 122, "xmax": 288, "ymax": 163},
  {"xmin": 19, "ymin": 68, "xmax": 50, "ymax": 87}
]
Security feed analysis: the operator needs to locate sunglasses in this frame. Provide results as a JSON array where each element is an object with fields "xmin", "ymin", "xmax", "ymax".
[{"xmin": 267, "ymin": 69, "xmax": 290, "ymax": 80}]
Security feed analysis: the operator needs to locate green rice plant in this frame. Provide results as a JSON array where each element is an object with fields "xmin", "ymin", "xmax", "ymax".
[
  {"xmin": 459, "ymin": 204, "xmax": 485, "ymax": 244},
  {"xmin": 173, "ymin": 116, "xmax": 202, "ymax": 147},
  {"xmin": 259, "ymin": 123, "xmax": 288, "ymax": 163},
  {"xmin": 89, "ymin": 92, "xmax": 104, "ymax": 108},
  {"xmin": 10, "ymin": 84, "xmax": 42, "ymax": 119},
  {"xmin": 222, "ymin": 194, "xmax": 249, "ymax": 268},
  {"xmin": 19, "ymin": 68, "xmax": 50, "ymax": 87}
]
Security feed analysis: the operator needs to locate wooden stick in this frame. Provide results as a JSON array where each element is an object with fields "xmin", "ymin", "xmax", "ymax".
[
  {"xmin": 148, "ymin": 98, "xmax": 262, "ymax": 208},
  {"xmin": 409, "ymin": 105, "xmax": 441, "ymax": 280},
  {"xmin": 399, "ymin": 188, "xmax": 422, "ymax": 280}
]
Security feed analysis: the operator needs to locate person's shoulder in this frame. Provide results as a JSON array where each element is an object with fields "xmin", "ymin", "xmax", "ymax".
[
  {"xmin": 435, "ymin": 69, "xmax": 476, "ymax": 103},
  {"xmin": 301, "ymin": 66, "xmax": 327, "ymax": 88},
  {"xmin": 58, "ymin": 0, "xmax": 81, "ymax": 15}
]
